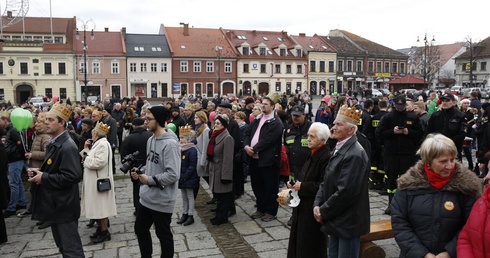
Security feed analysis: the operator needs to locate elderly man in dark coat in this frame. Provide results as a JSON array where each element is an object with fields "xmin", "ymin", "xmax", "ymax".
[{"xmin": 314, "ymin": 104, "xmax": 370, "ymax": 258}]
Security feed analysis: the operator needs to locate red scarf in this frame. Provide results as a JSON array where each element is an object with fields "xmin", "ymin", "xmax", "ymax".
[
  {"xmin": 206, "ymin": 128, "xmax": 225, "ymax": 161},
  {"xmin": 311, "ymin": 144, "xmax": 326, "ymax": 155},
  {"xmin": 424, "ymin": 163, "xmax": 456, "ymax": 190}
]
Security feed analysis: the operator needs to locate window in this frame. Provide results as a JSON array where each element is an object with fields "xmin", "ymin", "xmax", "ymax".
[
  {"xmin": 206, "ymin": 61, "xmax": 213, "ymax": 72},
  {"xmin": 54, "ymin": 37, "xmax": 63, "ymax": 43},
  {"xmin": 0, "ymin": 89, "xmax": 4, "ymax": 100},
  {"xmin": 33, "ymin": 59, "xmax": 39, "ymax": 63},
  {"xmin": 193, "ymin": 61, "xmax": 201, "ymax": 73},
  {"xmin": 92, "ymin": 61, "xmax": 100, "ymax": 74},
  {"xmin": 280, "ymin": 48, "xmax": 287, "ymax": 56},
  {"xmin": 20, "ymin": 62, "xmax": 28, "ymax": 74},
  {"xmin": 260, "ymin": 64, "xmax": 266, "ymax": 73},
  {"xmin": 160, "ymin": 63, "xmax": 167, "ymax": 72},
  {"xmin": 376, "ymin": 62, "xmax": 382, "ymax": 72},
  {"xmin": 296, "ymin": 49, "xmax": 302, "ymax": 57},
  {"xmin": 44, "ymin": 36, "xmax": 52, "ymax": 43},
  {"xmin": 319, "ymin": 61, "xmax": 326, "ymax": 73},
  {"xmin": 400, "ymin": 63, "xmax": 406, "ymax": 74},
  {"xmin": 392, "ymin": 62, "xmax": 398, "ymax": 73},
  {"xmin": 130, "ymin": 63, "xmax": 137, "ymax": 72},
  {"xmin": 111, "ymin": 61, "xmax": 119, "ymax": 74},
  {"xmin": 58, "ymin": 63, "xmax": 66, "ymax": 74},
  {"xmin": 296, "ymin": 82, "xmax": 302, "ymax": 92},
  {"xmin": 45, "ymin": 88, "xmax": 52, "ymax": 98},
  {"xmin": 259, "ymin": 48, "xmax": 266, "ymax": 56},
  {"xmin": 347, "ymin": 60, "xmax": 353, "ymax": 71},
  {"xmin": 60, "ymin": 88, "xmax": 66, "ymax": 99},
  {"xmin": 286, "ymin": 64, "xmax": 292, "ymax": 73},
  {"xmin": 80, "ymin": 61, "xmax": 86, "ymax": 74},
  {"xmin": 151, "ymin": 63, "xmax": 157, "ymax": 72},
  {"xmin": 224, "ymin": 62, "xmax": 232, "ymax": 73},
  {"xmin": 275, "ymin": 64, "xmax": 281, "ymax": 74},
  {"xmin": 0, "ymin": 62, "xmax": 3, "ymax": 74},
  {"xmin": 368, "ymin": 61, "xmax": 374, "ymax": 73},
  {"xmin": 338, "ymin": 60, "xmax": 344, "ymax": 72},
  {"xmin": 44, "ymin": 63, "xmax": 52, "ymax": 75},
  {"xmin": 481, "ymin": 62, "xmax": 487, "ymax": 71},
  {"xmin": 357, "ymin": 61, "xmax": 363, "ymax": 72},
  {"xmin": 180, "ymin": 61, "xmax": 188, "ymax": 72},
  {"xmin": 243, "ymin": 47, "xmax": 250, "ymax": 55},
  {"xmin": 34, "ymin": 36, "xmax": 42, "ymax": 41},
  {"xmin": 275, "ymin": 82, "xmax": 281, "ymax": 92},
  {"xmin": 297, "ymin": 65, "xmax": 303, "ymax": 74},
  {"xmin": 384, "ymin": 62, "xmax": 390, "ymax": 73},
  {"xmin": 329, "ymin": 61, "xmax": 334, "ymax": 73},
  {"xmin": 310, "ymin": 61, "xmax": 316, "ymax": 72},
  {"xmin": 140, "ymin": 63, "xmax": 147, "ymax": 72},
  {"xmin": 243, "ymin": 63, "xmax": 249, "ymax": 73}
]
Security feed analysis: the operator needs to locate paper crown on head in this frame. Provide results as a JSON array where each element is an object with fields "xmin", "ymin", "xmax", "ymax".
[
  {"xmin": 94, "ymin": 121, "xmax": 110, "ymax": 135},
  {"xmin": 48, "ymin": 103, "xmax": 72, "ymax": 121},
  {"xmin": 335, "ymin": 104, "xmax": 361, "ymax": 124},
  {"xmin": 179, "ymin": 125, "xmax": 192, "ymax": 137},
  {"xmin": 184, "ymin": 102, "xmax": 194, "ymax": 111},
  {"xmin": 266, "ymin": 92, "xmax": 280, "ymax": 104}
]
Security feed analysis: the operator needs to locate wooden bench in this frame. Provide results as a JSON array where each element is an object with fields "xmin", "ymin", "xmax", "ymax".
[{"xmin": 359, "ymin": 219, "xmax": 393, "ymax": 258}]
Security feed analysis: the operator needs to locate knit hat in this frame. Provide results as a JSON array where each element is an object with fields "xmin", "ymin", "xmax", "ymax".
[
  {"xmin": 132, "ymin": 117, "xmax": 145, "ymax": 126},
  {"xmin": 148, "ymin": 106, "xmax": 170, "ymax": 127},
  {"xmin": 81, "ymin": 118, "xmax": 94, "ymax": 127},
  {"xmin": 170, "ymin": 106, "xmax": 180, "ymax": 113},
  {"xmin": 245, "ymin": 97, "xmax": 255, "ymax": 105}
]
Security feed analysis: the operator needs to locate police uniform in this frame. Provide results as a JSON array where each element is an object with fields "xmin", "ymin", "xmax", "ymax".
[{"xmin": 284, "ymin": 106, "xmax": 312, "ymax": 180}]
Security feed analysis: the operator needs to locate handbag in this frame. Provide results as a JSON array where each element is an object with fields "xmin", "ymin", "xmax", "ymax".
[{"xmin": 96, "ymin": 142, "xmax": 112, "ymax": 192}]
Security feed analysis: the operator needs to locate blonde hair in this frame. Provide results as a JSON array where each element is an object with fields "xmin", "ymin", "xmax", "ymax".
[
  {"xmin": 195, "ymin": 111, "xmax": 208, "ymax": 136},
  {"xmin": 418, "ymin": 134, "xmax": 457, "ymax": 165}
]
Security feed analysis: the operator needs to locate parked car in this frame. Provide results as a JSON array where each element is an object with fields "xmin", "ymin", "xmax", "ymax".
[
  {"xmin": 379, "ymin": 88, "xmax": 391, "ymax": 96},
  {"xmin": 451, "ymin": 85, "xmax": 464, "ymax": 95},
  {"xmin": 371, "ymin": 89, "xmax": 383, "ymax": 98},
  {"xmin": 462, "ymin": 87, "xmax": 487, "ymax": 98},
  {"xmin": 29, "ymin": 96, "xmax": 45, "ymax": 108}
]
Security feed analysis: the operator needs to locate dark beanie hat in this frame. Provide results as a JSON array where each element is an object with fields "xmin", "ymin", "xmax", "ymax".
[
  {"xmin": 81, "ymin": 118, "xmax": 94, "ymax": 127},
  {"xmin": 245, "ymin": 97, "xmax": 255, "ymax": 105},
  {"xmin": 132, "ymin": 117, "xmax": 145, "ymax": 126},
  {"xmin": 148, "ymin": 106, "xmax": 170, "ymax": 127},
  {"xmin": 170, "ymin": 106, "xmax": 180, "ymax": 113}
]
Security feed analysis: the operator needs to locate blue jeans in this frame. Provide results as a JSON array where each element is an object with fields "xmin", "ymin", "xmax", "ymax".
[
  {"xmin": 328, "ymin": 235, "xmax": 360, "ymax": 258},
  {"xmin": 7, "ymin": 160, "xmax": 26, "ymax": 211}
]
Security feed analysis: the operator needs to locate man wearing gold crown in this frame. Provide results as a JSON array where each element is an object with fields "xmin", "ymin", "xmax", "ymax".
[
  {"xmin": 313, "ymin": 104, "xmax": 370, "ymax": 258},
  {"xmin": 28, "ymin": 103, "xmax": 84, "ymax": 257}
]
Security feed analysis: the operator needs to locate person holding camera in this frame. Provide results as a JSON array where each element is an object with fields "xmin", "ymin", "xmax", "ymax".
[
  {"xmin": 80, "ymin": 121, "xmax": 117, "ymax": 243},
  {"xmin": 120, "ymin": 117, "xmax": 151, "ymax": 215},
  {"xmin": 130, "ymin": 106, "xmax": 180, "ymax": 258}
]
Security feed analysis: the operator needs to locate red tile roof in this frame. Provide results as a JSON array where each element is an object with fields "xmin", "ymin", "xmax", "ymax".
[
  {"xmin": 387, "ymin": 74, "xmax": 425, "ymax": 84},
  {"xmin": 456, "ymin": 35, "xmax": 490, "ymax": 59},
  {"xmin": 290, "ymin": 34, "xmax": 336, "ymax": 53},
  {"xmin": 75, "ymin": 31, "xmax": 125, "ymax": 56},
  {"xmin": 339, "ymin": 30, "xmax": 407, "ymax": 58},
  {"xmin": 437, "ymin": 42, "xmax": 465, "ymax": 66}
]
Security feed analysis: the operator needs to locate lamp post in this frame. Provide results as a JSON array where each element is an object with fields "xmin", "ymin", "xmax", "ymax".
[
  {"xmin": 76, "ymin": 18, "xmax": 95, "ymax": 104},
  {"xmin": 215, "ymin": 45, "xmax": 223, "ymax": 97},
  {"xmin": 417, "ymin": 33, "xmax": 435, "ymax": 89}
]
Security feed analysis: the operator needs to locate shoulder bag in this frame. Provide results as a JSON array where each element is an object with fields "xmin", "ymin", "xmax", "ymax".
[{"xmin": 96, "ymin": 143, "xmax": 112, "ymax": 192}]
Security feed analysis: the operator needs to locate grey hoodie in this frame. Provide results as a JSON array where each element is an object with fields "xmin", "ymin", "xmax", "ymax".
[{"xmin": 139, "ymin": 129, "xmax": 181, "ymax": 213}]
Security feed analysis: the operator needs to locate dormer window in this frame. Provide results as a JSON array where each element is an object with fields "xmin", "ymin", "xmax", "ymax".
[
  {"xmin": 280, "ymin": 48, "xmax": 287, "ymax": 56},
  {"xmin": 296, "ymin": 49, "xmax": 302, "ymax": 56},
  {"xmin": 243, "ymin": 46, "xmax": 250, "ymax": 55},
  {"xmin": 260, "ymin": 47, "xmax": 266, "ymax": 55}
]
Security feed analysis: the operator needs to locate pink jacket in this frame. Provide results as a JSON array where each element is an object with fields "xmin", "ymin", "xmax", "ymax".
[{"xmin": 457, "ymin": 185, "xmax": 490, "ymax": 258}]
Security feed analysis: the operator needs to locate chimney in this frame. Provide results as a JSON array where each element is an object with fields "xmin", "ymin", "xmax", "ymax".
[
  {"xmin": 121, "ymin": 27, "xmax": 126, "ymax": 37},
  {"xmin": 104, "ymin": 28, "xmax": 109, "ymax": 32},
  {"xmin": 183, "ymin": 23, "xmax": 189, "ymax": 36},
  {"xmin": 299, "ymin": 33, "xmax": 306, "ymax": 37},
  {"xmin": 7, "ymin": 11, "xmax": 12, "ymax": 19}
]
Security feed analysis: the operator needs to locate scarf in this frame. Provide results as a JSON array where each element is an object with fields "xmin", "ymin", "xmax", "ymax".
[
  {"xmin": 206, "ymin": 128, "xmax": 225, "ymax": 161},
  {"xmin": 311, "ymin": 144, "xmax": 326, "ymax": 155},
  {"xmin": 424, "ymin": 163, "xmax": 456, "ymax": 190},
  {"xmin": 180, "ymin": 142, "xmax": 195, "ymax": 152}
]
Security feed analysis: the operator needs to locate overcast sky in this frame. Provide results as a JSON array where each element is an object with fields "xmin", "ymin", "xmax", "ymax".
[{"xmin": 13, "ymin": 0, "xmax": 490, "ymax": 50}]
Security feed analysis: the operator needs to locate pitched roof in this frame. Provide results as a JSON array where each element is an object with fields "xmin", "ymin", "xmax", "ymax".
[
  {"xmin": 125, "ymin": 34, "xmax": 170, "ymax": 57},
  {"xmin": 456, "ymin": 35, "xmax": 490, "ymax": 59},
  {"xmin": 387, "ymin": 74, "xmax": 425, "ymax": 84},
  {"xmin": 290, "ymin": 34, "xmax": 336, "ymax": 53},
  {"xmin": 437, "ymin": 42, "xmax": 465, "ymax": 66},
  {"xmin": 75, "ymin": 31, "xmax": 125, "ymax": 56},
  {"xmin": 338, "ymin": 30, "xmax": 407, "ymax": 58},
  {"xmin": 1, "ymin": 16, "xmax": 73, "ymax": 34},
  {"xmin": 162, "ymin": 25, "xmax": 237, "ymax": 58},
  {"xmin": 321, "ymin": 35, "xmax": 364, "ymax": 55}
]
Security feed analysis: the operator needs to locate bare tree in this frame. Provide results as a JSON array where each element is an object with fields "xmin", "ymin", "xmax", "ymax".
[
  {"xmin": 463, "ymin": 37, "xmax": 484, "ymax": 87},
  {"xmin": 438, "ymin": 68, "xmax": 454, "ymax": 87},
  {"xmin": 412, "ymin": 44, "xmax": 441, "ymax": 86}
]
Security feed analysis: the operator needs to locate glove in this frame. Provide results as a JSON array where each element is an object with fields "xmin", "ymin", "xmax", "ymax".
[{"xmin": 221, "ymin": 179, "xmax": 232, "ymax": 184}]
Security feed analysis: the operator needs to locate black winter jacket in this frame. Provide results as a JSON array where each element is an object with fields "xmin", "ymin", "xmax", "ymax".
[
  {"xmin": 391, "ymin": 161, "xmax": 481, "ymax": 258},
  {"xmin": 178, "ymin": 146, "xmax": 199, "ymax": 189},
  {"xmin": 426, "ymin": 106, "xmax": 467, "ymax": 154}
]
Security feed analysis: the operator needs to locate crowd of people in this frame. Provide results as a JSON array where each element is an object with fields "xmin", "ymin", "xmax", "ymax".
[{"xmin": 1, "ymin": 87, "xmax": 490, "ymax": 257}]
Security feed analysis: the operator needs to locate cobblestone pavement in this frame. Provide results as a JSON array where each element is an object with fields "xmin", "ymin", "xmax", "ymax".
[{"xmin": 0, "ymin": 151, "xmax": 399, "ymax": 258}]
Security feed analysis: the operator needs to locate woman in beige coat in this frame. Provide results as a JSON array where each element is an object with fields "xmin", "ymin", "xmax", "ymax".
[{"xmin": 80, "ymin": 121, "xmax": 117, "ymax": 243}]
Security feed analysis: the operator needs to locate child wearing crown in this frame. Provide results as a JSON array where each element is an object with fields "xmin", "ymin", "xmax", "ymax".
[{"xmin": 176, "ymin": 125, "xmax": 199, "ymax": 226}]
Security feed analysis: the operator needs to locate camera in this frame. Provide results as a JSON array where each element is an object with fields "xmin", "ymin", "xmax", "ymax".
[{"xmin": 120, "ymin": 151, "xmax": 140, "ymax": 174}]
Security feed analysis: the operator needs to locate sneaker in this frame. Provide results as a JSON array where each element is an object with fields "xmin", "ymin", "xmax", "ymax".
[
  {"xmin": 3, "ymin": 210, "xmax": 16, "ymax": 218},
  {"xmin": 250, "ymin": 211, "xmax": 264, "ymax": 219},
  {"xmin": 261, "ymin": 213, "xmax": 276, "ymax": 222},
  {"xmin": 17, "ymin": 210, "xmax": 32, "ymax": 218}
]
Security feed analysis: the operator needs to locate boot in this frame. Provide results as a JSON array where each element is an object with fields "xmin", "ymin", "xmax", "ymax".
[
  {"xmin": 183, "ymin": 215, "xmax": 194, "ymax": 226},
  {"xmin": 384, "ymin": 194, "xmax": 393, "ymax": 215},
  {"xmin": 177, "ymin": 214, "xmax": 188, "ymax": 224},
  {"xmin": 86, "ymin": 219, "xmax": 96, "ymax": 228},
  {"xmin": 90, "ymin": 227, "xmax": 101, "ymax": 239}
]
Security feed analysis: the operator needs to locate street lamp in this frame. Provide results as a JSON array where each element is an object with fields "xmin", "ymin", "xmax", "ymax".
[
  {"xmin": 76, "ymin": 18, "xmax": 95, "ymax": 104},
  {"xmin": 215, "ymin": 45, "xmax": 223, "ymax": 97},
  {"xmin": 417, "ymin": 33, "xmax": 435, "ymax": 89}
]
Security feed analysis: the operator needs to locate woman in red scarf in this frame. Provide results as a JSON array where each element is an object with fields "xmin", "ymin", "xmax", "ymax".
[
  {"xmin": 207, "ymin": 114, "xmax": 234, "ymax": 225},
  {"xmin": 391, "ymin": 133, "xmax": 481, "ymax": 258}
]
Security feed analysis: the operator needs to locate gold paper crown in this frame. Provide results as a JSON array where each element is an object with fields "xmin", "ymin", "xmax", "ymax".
[
  {"xmin": 335, "ymin": 104, "xmax": 361, "ymax": 124},
  {"xmin": 49, "ymin": 103, "xmax": 72, "ymax": 121},
  {"xmin": 184, "ymin": 102, "xmax": 194, "ymax": 111},
  {"xmin": 179, "ymin": 125, "xmax": 192, "ymax": 136},
  {"xmin": 94, "ymin": 121, "xmax": 111, "ymax": 135}
]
